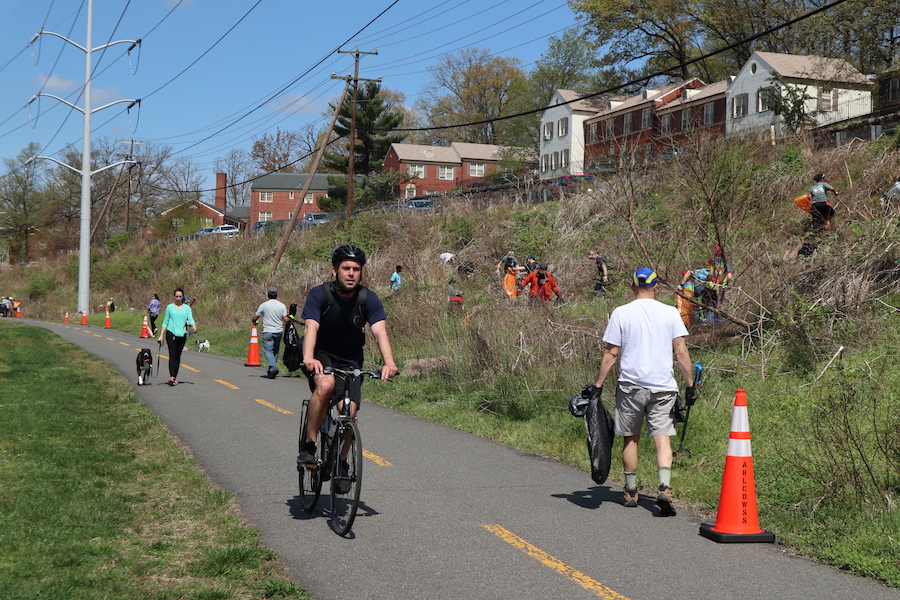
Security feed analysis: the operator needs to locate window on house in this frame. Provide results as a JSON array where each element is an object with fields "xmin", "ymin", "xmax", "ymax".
[
  {"xmin": 623, "ymin": 113, "xmax": 633, "ymax": 134},
  {"xmin": 469, "ymin": 163, "xmax": 485, "ymax": 177},
  {"xmin": 734, "ymin": 94, "xmax": 749, "ymax": 118},
  {"xmin": 258, "ymin": 211, "xmax": 272, "ymax": 222},
  {"xmin": 818, "ymin": 87, "xmax": 838, "ymax": 112},
  {"xmin": 641, "ymin": 108, "xmax": 651, "ymax": 130},
  {"xmin": 171, "ymin": 218, "xmax": 184, "ymax": 229},
  {"xmin": 703, "ymin": 103, "xmax": 715, "ymax": 125},
  {"xmin": 660, "ymin": 114, "xmax": 671, "ymax": 134},
  {"xmin": 200, "ymin": 217, "xmax": 213, "ymax": 227},
  {"xmin": 681, "ymin": 108, "xmax": 692, "ymax": 130},
  {"xmin": 405, "ymin": 184, "xmax": 416, "ymax": 198},
  {"xmin": 604, "ymin": 120, "xmax": 613, "ymax": 138},
  {"xmin": 887, "ymin": 78, "xmax": 900, "ymax": 103},
  {"xmin": 304, "ymin": 193, "xmax": 314, "ymax": 204},
  {"xmin": 408, "ymin": 163, "xmax": 425, "ymax": 178},
  {"xmin": 757, "ymin": 88, "xmax": 774, "ymax": 112},
  {"xmin": 259, "ymin": 191, "xmax": 273, "ymax": 203},
  {"xmin": 543, "ymin": 122, "xmax": 554, "ymax": 140},
  {"xmin": 438, "ymin": 166, "xmax": 454, "ymax": 180},
  {"xmin": 551, "ymin": 152, "xmax": 559, "ymax": 169},
  {"xmin": 561, "ymin": 149, "xmax": 569, "ymax": 168},
  {"xmin": 588, "ymin": 123, "xmax": 597, "ymax": 142},
  {"xmin": 558, "ymin": 117, "xmax": 569, "ymax": 136},
  {"xmin": 289, "ymin": 192, "xmax": 294, "ymax": 200}
]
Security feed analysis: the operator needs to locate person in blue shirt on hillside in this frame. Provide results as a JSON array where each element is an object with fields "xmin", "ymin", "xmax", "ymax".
[
  {"xmin": 390, "ymin": 265, "xmax": 402, "ymax": 293},
  {"xmin": 157, "ymin": 287, "xmax": 197, "ymax": 386},
  {"xmin": 808, "ymin": 173, "xmax": 838, "ymax": 233}
]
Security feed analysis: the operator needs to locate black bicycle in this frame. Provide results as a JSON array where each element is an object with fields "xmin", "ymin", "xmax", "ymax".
[{"xmin": 297, "ymin": 365, "xmax": 386, "ymax": 535}]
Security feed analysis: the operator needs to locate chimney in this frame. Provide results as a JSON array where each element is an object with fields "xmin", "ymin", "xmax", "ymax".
[{"xmin": 215, "ymin": 173, "xmax": 227, "ymax": 212}]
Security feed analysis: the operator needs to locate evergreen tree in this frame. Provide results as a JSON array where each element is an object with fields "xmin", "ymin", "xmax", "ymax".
[{"xmin": 322, "ymin": 82, "xmax": 407, "ymax": 175}]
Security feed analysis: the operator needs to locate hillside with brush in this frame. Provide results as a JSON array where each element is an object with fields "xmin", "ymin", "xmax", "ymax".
[{"xmin": 3, "ymin": 135, "xmax": 900, "ymax": 585}]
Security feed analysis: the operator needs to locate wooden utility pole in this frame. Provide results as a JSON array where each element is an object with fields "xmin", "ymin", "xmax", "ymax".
[
  {"xmin": 269, "ymin": 80, "xmax": 351, "ymax": 277},
  {"xmin": 336, "ymin": 47, "xmax": 379, "ymax": 217}
]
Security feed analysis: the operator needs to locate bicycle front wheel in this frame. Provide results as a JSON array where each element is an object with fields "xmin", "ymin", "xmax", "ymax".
[
  {"xmin": 329, "ymin": 421, "xmax": 362, "ymax": 536},
  {"xmin": 297, "ymin": 400, "xmax": 321, "ymax": 512}
]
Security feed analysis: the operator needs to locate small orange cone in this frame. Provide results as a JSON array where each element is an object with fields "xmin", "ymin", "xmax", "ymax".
[
  {"xmin": 140, "ymin": 314, "xmax": 151, "ymax": 338},
  {"xmin": 104, "ymin": 309, "xmax": 112, "ymax": 329},
  {"xmin": 244, "ymin": 325, "xmax": 261, "ymax": 367},
  {"xmin": 700, "ymin": 389, "xmax": 775, "ymax": 543},
  {"xmin": 15, "ymin": 306, "xmax": 21, "ymax": 318},
  {"xmin": 81, "ymin": 310, "xmax": 88, "ymax": 325},
  {"xmin": 64, "ymin": 311, "xmax": 69, "ymax": 323}
]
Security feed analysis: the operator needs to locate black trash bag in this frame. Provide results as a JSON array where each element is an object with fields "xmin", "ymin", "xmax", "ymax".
[
  {"xmin": 282, "ymin": 320, "xmax": 303, "ymax": 372},
  {"xmin": 670, "ymin": 393, "xmax": 687, "ymax": 424},
  {"xmin": 569, "ymin": 393, "xmax": 589, "ymax": 417},
  {"xmin": 584, "ymin": 394, "xmax": 615, "ymax": 484}
]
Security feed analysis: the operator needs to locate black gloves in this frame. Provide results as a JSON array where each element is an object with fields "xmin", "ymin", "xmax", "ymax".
[
  {"xmin": 582, "ymin": 384, "xmax": 603, "ymax": 401},
  {"xmin": 685, "ymin": 385, "xmax": 698, "ymax": 406}
]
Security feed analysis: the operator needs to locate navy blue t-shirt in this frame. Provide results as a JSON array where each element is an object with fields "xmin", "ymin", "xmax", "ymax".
[{"xmin": 300, "ymin": 283, "xmax": 386, "ymax": 366}]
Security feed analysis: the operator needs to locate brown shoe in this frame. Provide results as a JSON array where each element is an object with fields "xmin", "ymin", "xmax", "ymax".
[
  {"xmin": 623, "ymin": 487, "xmax": 638, "ymax": 507},
  {"xmin": 657, "ymin": 485, "xmax": 676, "ymax": 516}
]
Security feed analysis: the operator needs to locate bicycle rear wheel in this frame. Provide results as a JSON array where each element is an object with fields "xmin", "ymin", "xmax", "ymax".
[
  {"xmin": 297, "ymin": 400, "xmax": 321, "ymax": 512},
  {"xmin": 329, "ymin": 421, "xmax": 362, "ymax": 536}
]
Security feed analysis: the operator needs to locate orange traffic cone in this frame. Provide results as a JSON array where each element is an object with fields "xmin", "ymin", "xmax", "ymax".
[
  {"xmin": 104, "ymin": 309, "xmax": 112, "ymax": 329},
  {"xmin": 81, "ymin": 310, "xmax": 88, "ymax": 325},
  {"xmin": 140, "ymin": 314, "xmax": 151, "ymax": 338},
  {"xmin": 64, "ymin": 311, "xmax": 69, "ymax": 323},
  {"xmin": 244, "ymin": 325, "xmax": 261, "ymax": 366},
  {"xmin": 700, "ymin": 389, "xmax": 775, "ymax": 543},
  {"xmin": 15, "ymin": 305, "xmax": 21, "ymax": 318}
]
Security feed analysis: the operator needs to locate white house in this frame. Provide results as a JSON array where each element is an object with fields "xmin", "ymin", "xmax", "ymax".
[
  {"xmin": 727, "ymin": 51, "xmax": 872, "ymax": 137},
  {"xmin": 538, "ymin": 90, "xmax": 613, "ymax": 180}
]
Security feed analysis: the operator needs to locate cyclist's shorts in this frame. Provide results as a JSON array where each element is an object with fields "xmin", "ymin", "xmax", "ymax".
[{"xmin": 303, "ymin": 351, "xmax": 363, "ymax": 406}]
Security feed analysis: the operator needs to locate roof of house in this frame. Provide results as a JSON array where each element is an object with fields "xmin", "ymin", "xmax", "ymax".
[
  {"xmin": 656, "ymin": 79, "xmax": 729, "ymax": 112},
  {"xmin": 586, "ymin": 79, "xmax": 705, "ymax": 120},
  {"xmin": 388, "ymin": 141, "xmax": 506, "ymax": 163},
  {"xmin": 250, "ymin": 172, "xmax": 361, "ymax": 190},
  {"xmin": 160, "ymin": 199, "xmax": 226, "ymax": 217},
  {"xmin": 753, "ymin": 51, "xmax": 869, "ymax": 85},
  {"xmin": 555, "ymin": 89, "xmax": 613, "ymax": 113}
]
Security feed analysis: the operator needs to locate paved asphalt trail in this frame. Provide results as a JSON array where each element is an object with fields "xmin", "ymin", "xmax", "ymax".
[{"xmin": 25, "ymin": 319, "xmax": 899, "ymax": 600}]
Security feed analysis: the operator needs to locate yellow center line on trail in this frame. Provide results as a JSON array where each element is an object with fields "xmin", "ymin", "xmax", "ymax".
[
  {"xmin": 483, "ymin": 525, "xmax": 630, "ymax": 600},
  {"xmin": 215, "ymin": 379, "xmax": 239, "ymax": 389},
  {"xmin": 119, "ymin": 342, "xmax": 130, "ymax": 346},
  {"xmin": 104, "ymin": 336, "xmax": 112, "ymax": 339},
  {"xmin": 180, "ymin": 365, "xmax": 199, "ymax": 372},
  {"xmin": 254, "ymin": 399, "xmax": 292, "ymax": 414},
  {"xmin": 363, "ymin": 450, "xmax": 392, "ymax": 466}
]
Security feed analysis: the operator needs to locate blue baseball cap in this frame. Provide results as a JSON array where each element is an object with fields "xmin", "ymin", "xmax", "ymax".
[{"xmin": 633, "ymin": 268, "xmax": 658, "ymax": 287}]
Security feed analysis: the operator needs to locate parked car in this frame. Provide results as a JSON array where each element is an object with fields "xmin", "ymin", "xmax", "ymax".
[
  {"xmin": 194, "ymin": 227, "xmax": 215, "ymax": 237},
  {"xmin": 250, "ymin": 221, "xmax": 275, "ymax": 234},
  {"xmin": 301, "ymin": 212, "xmax": 330, "ymax": 228},
  {"xmin": 404, "ymin": 199, "xmax": 436, "ymax": 211},
  {"xmin": 273, "ymin": 218, "xmax": 302, "ymax": 231},
  {"xmin": 210, "ymin": 224, "xmax": 240, "ymax": 238},
  {"xmin": 468, "ymin": 182, "xmax": 490, "ymax": 190},
  {"xmin": 550, "ymin": 174, "xmax": 596, "ymax": 190}
]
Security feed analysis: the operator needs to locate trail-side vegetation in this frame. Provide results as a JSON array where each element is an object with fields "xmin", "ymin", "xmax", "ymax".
[{"xmin": 3, "ymin": 135, "xmax": 900, "ymax": 586}]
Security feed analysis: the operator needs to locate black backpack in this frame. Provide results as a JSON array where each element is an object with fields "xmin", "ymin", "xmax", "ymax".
[
  {"xmin": 282, "ymin": 319, "xmax": 303, "ymax": 372},
  {"xmin": 321, "ymin": 282, "xmax": 370, "ymax": 346}
]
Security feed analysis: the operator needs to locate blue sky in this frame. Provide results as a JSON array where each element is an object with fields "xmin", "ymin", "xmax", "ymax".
[{"xmin": 0, "ymin": 0, "xmax": 582, "ymax": 190}]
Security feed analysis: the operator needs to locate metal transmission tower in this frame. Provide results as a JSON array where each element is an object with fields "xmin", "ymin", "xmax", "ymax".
[
  {"xmin": 335, "ymin": 48, "xmax": 379, "ymax": 217},
  {"xmin": 27, "ymin": 0, "xmax": 140, "ymax": 318}
]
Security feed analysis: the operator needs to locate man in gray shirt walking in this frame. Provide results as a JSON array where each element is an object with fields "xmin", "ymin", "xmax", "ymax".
[{"xmin": 253, "ymin": 286, "xmax": 290, "ymax": 379}]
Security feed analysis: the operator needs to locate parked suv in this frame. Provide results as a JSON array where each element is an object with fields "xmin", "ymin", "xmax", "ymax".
[
  {"xmin": 195, "ymin": 226, "xmax": 215, "ymax": 238},
  {"xmin": 404, "ymin": 199, "xmax": 436, "ymax": 211},
  {"xmin": 301, "ymin": 212, "xmax": 330, "ymax": 228},
  {"xmin": 211, "ymin": 224, "xmax": 240, "ymax": 238},
  {"xmin": 250, "ymin": 221, "xmax": 275, "ymax": 234}
]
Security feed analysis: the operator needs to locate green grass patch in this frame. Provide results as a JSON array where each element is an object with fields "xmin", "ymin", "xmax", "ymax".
[{"xmin": 0, "ymin": 321, "xmax": 307, "ymax": 600}]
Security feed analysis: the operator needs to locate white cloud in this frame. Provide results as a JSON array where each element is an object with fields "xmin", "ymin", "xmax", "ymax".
[
  {"xmin": 270, "ymin": 92, "xmax": 322, "ymax": 116},
  {"xmin": 35, "ymin": 73, "xmax": 76, "ymax": 93}
]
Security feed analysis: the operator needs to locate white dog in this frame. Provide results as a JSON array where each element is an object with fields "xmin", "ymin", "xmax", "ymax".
[{"xmin": 195, "ymin": 339, "xmax": 210, "ymax": 352}]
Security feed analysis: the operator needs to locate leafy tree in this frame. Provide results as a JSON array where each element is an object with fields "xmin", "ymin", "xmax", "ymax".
[
  {"xmin": 322, "ymin": 82, "xmax": 407, "ymax": 175},
  {"xmin": 250, "ymin": 127, "xmax": 306, "ymax": 174},
  {"xmin": 417, "ymin": 48, "xmax": 526, "ymax": 145},
  {"xmin": 765, "ymin": 74, "xmax": 815, "ymax": 134},
  {"xmin": 0, "ymin": 143, "xmax": 48, "ymax": 264}
]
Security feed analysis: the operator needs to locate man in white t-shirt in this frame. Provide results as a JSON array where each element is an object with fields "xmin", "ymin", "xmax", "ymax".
[
  {"xmin": 253, "ymin": 286, "xmax": 289, "ymax": 379},
  {"xmin": 592, "ymin": 268, "xmax": 696, "ymax": 516}
]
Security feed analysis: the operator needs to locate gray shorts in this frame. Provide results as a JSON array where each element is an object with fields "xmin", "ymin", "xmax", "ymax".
[{"xmin": 614, "ymin": 382, "xmax": 677, "ymax": 437}]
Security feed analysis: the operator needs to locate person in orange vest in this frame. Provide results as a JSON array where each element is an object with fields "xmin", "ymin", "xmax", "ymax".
[{"xmin": 521, "ymin": 264, "xmax": 562, "ymax": 301}]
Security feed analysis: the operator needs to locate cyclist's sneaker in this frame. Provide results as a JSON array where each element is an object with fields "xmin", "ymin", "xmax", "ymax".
[
  {"xmin": 623, "ymin": 487, "xmax": 638, "ymax": 507},
  {"xmin": 657, "ymin": 485, "xmax": 676, "ymax": 516},
  {"xmin": 335, "ymin": 460, "xmax": 351, "ymax": 494},
  {"xmin": 297, "ymin": 443, "xmax": 316, "ymax": 467}
]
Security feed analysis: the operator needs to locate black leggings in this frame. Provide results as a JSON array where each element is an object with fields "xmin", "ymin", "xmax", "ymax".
[
  {"xmin": 165, "ymin": 331, "xmax": 187, "ymax": 378},
  {"xmin": 149, "ymin": 314, "xmax": 158, "ymax": 332}
]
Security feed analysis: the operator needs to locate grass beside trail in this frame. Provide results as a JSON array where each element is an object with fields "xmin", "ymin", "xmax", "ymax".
[{"xmin": 0, "ymin": 321, "xmax": 307, "ymax": 600}]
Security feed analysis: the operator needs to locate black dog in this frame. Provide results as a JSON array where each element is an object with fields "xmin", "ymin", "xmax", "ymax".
[{"xmin": 136, "ymin": 348, "xmax": 153, "ymax": 386}]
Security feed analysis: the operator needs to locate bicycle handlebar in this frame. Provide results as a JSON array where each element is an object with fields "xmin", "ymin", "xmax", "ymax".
[{"xmin": 298, "ymin": 363, "xmax": 398, "ymax": 381}]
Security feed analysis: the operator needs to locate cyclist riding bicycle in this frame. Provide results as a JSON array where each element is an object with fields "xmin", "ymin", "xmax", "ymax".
[{"xmin": 297, "ymin": 244, "xmax": 399, "ymax": 470}]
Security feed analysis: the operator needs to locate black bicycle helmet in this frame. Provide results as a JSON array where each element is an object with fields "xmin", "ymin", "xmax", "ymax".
[{"xmin": 331, "ymin": 243, "xmax": 367, "ymax": 267}]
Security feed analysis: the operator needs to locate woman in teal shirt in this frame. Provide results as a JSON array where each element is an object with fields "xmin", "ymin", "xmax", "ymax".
[{"xmin": 157, "ymin": 287, "xmax": 197, "ymax": 385}]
